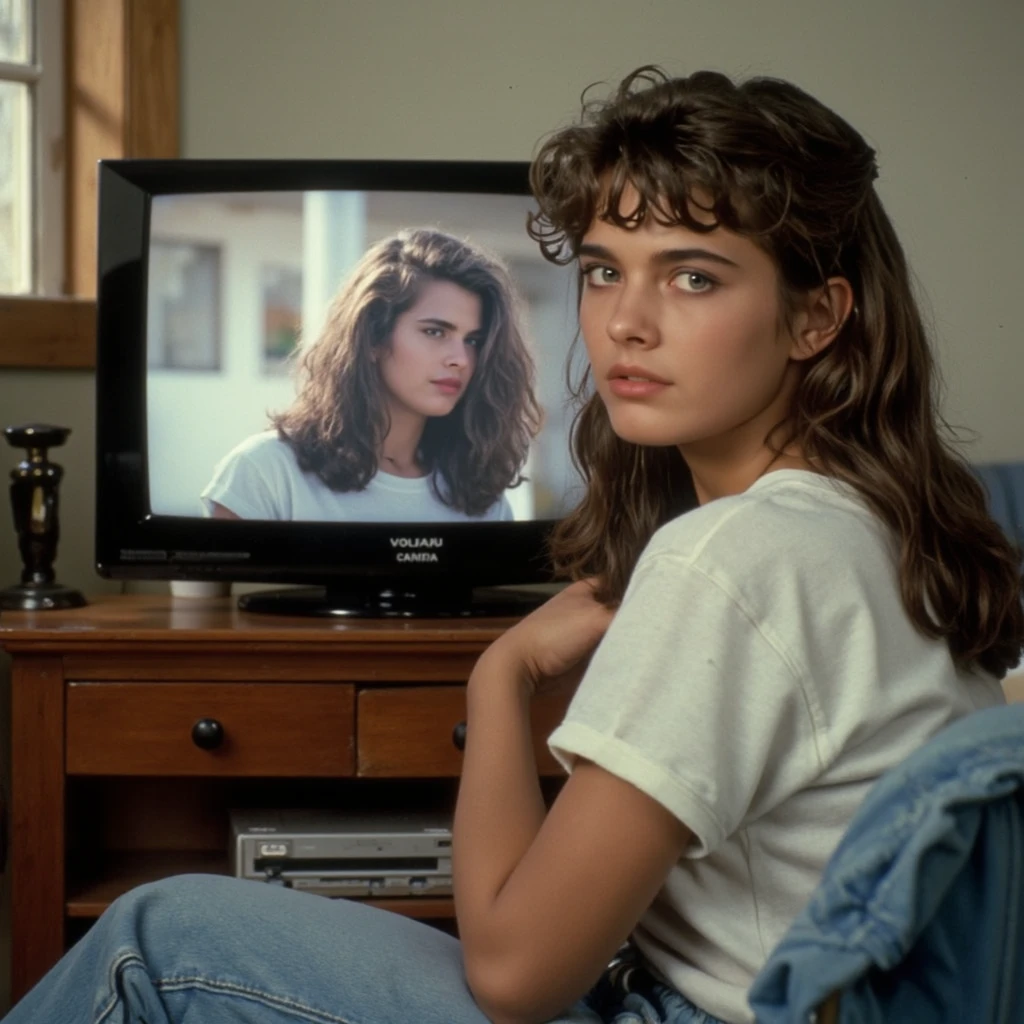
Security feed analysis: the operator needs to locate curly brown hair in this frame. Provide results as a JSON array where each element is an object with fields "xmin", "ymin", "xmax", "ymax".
[
  {"xmin": 271, "ymin": 228, "xmax": 542, "ymax": 517},
  {"xmin": 527, "ymin": 66, "xmax": 1023, "ymax": 679}
]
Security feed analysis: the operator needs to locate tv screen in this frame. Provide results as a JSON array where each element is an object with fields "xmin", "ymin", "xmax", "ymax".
[{"xmin": 96, "ymin": 160, "xmax": 582, "ymax": 617}]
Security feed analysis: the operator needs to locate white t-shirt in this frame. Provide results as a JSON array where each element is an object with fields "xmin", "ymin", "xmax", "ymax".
[
  {"xmin": 547, "ymin": 469, "xmax": 1005, "ymax": 1024},
  {"xmin": 200, "ymin": 431, "xmax": 514, "ymax": 523}
]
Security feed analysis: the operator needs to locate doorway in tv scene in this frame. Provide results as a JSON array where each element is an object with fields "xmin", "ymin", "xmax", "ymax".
[
  {"xmin": 144, "ymin": 189, "xmax": 585, "ymax": 523},
  {"xmin": 261, "ymin": 263, "xmax": 303, "ymax": 374}
]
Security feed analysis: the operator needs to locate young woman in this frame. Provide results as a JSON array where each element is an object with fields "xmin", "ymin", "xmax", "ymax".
[
  {"xmin": 201, "ymin": 228, "xmax": 542, "ymax": 522},
  {"xmin": 4, "ymin": 68, "xmax": 1021, "ymax": 1024}
]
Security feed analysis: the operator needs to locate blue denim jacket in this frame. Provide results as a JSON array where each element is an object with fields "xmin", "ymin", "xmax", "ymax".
[
  {"xmin": 747, "ymin": 702, "xmax": 1024, "ymax": 1023},
  {"xmin": 973, "ymin": 462, "xmax": 1024, "ymax": 549}
]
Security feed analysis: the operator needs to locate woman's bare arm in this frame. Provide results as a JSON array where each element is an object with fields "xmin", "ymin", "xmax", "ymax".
[
  {"xmin": 453, "ymin": 584, "xmax": 692, "ymax": 1024},
  {"xmin": 208, "ymin": 501, "xmax": 241, "ymax": 520}
]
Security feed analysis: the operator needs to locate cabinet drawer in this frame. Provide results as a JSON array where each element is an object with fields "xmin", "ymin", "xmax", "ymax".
[
  {"xmin": 357, "ymin": 686, "xmax": 568, "ymax": 777},
  {"xmin": 66, "ymin": 683, "xmax": 355, "ymax": 776}
]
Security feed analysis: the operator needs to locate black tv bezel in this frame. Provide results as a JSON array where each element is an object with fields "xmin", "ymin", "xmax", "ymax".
[{"xmin": 95, "ymin": 158, "xmax": 560, "ymax": 589}]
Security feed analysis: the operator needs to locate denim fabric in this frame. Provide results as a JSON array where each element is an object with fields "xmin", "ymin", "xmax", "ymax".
[
  {"xmin": 973, "ymin": 462, "xmax": 1024, "ymax": 549},
  {"xmin": 577, "ymin": 945, "xmax": 725, "ymax": 1024},
  {"xmin": 1, "ymin": 873, "xmax": 723, "ymax": 1024},
  {"xmin": 748, "ymin": 703, "xmax": 1024, "ymax": 1024}
]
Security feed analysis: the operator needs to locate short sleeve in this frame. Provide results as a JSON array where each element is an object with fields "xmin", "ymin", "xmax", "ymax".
[
  {"xmin": 547, "ymin": 555, "xmax": 827, "ymax": 858},
  {"xmin": 200, "ymin": 445, "xmax": 287, "ymax": 520}
]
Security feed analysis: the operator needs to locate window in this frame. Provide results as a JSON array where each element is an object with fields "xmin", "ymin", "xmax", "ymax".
[
  {"xmin": 0, "ymin": 0, "xmax": 178, "ymax": 370},
  {"xmin": 0, "ymin": 0, "xmax": 64, "ymax": 295},
  {"xmin": 147, "ymin": 240, "xmax": 222, "ymax": 371}
]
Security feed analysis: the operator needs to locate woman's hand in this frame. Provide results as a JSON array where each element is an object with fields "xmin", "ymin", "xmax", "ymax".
[{"xmin": 481, "ymin": 579, "xmax": 617, "ymax": 696}]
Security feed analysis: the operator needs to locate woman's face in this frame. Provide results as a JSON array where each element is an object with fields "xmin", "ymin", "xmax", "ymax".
[
  {"xmin": 577, "ymin": 190, "xmax": 805, "ymax": 468},
  {"xmin": 378, "ymin": 278, "xmax": 483, "ymax": 420}
]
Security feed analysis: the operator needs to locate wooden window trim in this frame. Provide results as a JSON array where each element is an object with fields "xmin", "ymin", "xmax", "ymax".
[{"xmin": 0, "ymin": 0, "xmax": 179, "ymax": 371}]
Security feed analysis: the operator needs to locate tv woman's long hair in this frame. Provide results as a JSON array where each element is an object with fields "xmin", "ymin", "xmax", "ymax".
[
  {"xmin": 527, "ymin": 66, "xmax": 1023, "ymax": 679},
  {"xmin": 272, "ymin": 228, "xmax": 542, "ymax": 517}
]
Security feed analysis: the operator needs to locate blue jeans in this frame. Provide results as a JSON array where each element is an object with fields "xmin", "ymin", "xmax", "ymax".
[{"xmin": 1, "ymin": 874, "xmax": 724, "ymax": 1024}]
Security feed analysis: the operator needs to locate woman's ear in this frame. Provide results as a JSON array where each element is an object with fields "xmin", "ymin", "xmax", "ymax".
[{"xmin": 789, "ymin": 277, "xmax": 854, "ymax": 362}]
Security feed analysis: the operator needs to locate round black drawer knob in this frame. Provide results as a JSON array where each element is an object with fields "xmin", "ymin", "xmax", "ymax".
[
  {"xmin": 191, "ymin": 717, "xmax": 224, "ymax": 750},
  {"xmin": 452, "ymin": 720, "xmax": 467, "ymax": 751}
]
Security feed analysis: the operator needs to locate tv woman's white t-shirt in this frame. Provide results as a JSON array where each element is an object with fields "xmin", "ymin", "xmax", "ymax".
[{"xmin": 200, "ymin": 431, "xmax": 514, "ymax": 523}]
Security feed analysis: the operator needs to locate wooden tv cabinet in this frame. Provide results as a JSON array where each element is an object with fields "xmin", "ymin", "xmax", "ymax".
[{"xmin": 0, "ymin": 594, "xmax": 565, "ymax": 1002}]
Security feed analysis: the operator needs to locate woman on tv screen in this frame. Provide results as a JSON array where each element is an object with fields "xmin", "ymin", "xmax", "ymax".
[{"xmin": 200, "ymin": 227, "xmax": 543, "ymax": 522}]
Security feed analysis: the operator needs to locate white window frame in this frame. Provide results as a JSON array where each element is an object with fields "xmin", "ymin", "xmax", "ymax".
[{"xmin": 0, "ymin": 0, "xmax": 64, "ymax": 295}]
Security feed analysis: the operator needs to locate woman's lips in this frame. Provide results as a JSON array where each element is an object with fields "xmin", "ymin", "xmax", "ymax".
[
  {"xmin": 607, "ymin": 363, "xmax": 670, "ymax": 399},
  {"xmin": 607, "ymin": 376, "xmax": 669, "ymax": 399},
  {"xmin": 432, "ymin": 378, "xmax": 463, "ymax": 396}
]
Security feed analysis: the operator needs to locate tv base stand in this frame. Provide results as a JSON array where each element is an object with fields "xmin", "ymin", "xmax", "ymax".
[{"xmin": 238, "ymin": 582, "xmax": 547, "ymax": 619}]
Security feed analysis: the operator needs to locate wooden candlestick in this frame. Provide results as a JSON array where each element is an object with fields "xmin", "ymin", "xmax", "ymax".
[{"xmin": 0, "ymin": 423, "xmax": 86, "ymax": 610}]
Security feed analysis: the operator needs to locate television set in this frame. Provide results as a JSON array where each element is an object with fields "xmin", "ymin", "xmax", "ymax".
[{"xmin": 95, "ymin": 159, "xmax": 585, "ymax": 617}]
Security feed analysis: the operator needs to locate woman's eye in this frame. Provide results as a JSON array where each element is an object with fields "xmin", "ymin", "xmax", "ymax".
[
  {"xmin": 673, "ymin": 271, "xmax": 716, "ymax": 293},
  {"xmin": 423, "ymin": 326, "xmax": 444, "ymax": 338},
  {"xmin": 581, "ymin": 264, "xmax": 619, "ymax": 287}
]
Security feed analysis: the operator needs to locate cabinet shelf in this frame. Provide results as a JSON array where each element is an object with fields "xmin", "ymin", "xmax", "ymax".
[
  {"xmin": 66, "ymin": 849, "xmax": 455, "ymax": 920},
  {"xmin": 67, "ymin": 849, "xmax": 228, "ymax": 917}
]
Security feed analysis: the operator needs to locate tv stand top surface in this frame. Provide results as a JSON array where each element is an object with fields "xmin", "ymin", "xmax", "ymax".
[{"xmin": 0, "ymin": 592, "xmax": 527, "ymax": 648}]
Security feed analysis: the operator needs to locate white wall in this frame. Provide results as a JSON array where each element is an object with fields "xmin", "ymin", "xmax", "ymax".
[{"xmin": 180, "ymin": 0, "xmax": 1024, "ymax": 461}]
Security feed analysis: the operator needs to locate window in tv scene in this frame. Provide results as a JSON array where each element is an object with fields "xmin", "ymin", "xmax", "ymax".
[
  {"xmin": 261, "ymin": 263, "xmax": 302, "ymax": 375},
  {"xmin": 147, "ymin": 240, "xmax": 222, "ymax": 371}
]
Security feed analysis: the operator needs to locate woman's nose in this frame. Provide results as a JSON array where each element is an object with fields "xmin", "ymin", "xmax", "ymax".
[
  {"xmin": 607, "ymin": 285, "xmax": 659, "ymax": 348},
  {"xmin": 444, "ymin": 340, "xmax": 472, "ymax": 367}
]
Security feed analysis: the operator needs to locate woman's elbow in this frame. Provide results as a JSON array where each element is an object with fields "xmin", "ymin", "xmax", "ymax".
[
  {"xmin": 464, "ymin": 954, "xmax": 577, "ymax": 1024},
  {"xmin": 465, "ymin": 954, "xmax": 560, "ymax": 1024}
]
